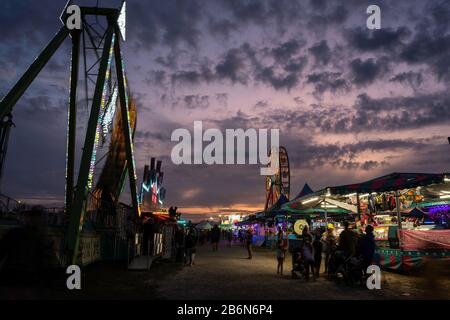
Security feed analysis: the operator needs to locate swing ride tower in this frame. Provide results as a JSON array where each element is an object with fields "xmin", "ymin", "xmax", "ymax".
[{"xmin": 0, "ymin": 1, "xmax": 139, "ymax": 264}]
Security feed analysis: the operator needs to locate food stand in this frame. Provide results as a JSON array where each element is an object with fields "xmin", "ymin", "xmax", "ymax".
[{"xmin": 282, "ymin": 172, "xmax": 450, "ymax": 272}]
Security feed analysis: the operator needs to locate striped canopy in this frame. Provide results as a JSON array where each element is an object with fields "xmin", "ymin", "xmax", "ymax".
[{"xmin": 328, "ymin": 172, "xmax": 445, "ymax": 195}]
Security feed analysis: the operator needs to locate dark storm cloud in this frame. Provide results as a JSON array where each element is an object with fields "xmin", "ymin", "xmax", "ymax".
[
  {"xmin": 309, "ymin": 0, "xmax": 327, "ymax": 11},
  {"xmin": 307, "ymin": 4, "xmax": 348, "ymax": 29},
  {"xmin": 353, "ymin": 92, "xmax": 450, "ymax": 130},
  {"xmin": 161, "ymin": 94, "xmax": 210, "ymax": 110},
  {"xmin": 345, "ymin": 27, "xmax": 411, "ymax": 52},
  {"xmin": 215, "ymin": 48, "xmax": 249, "ymax": 84},
  {"xmin": 165, "ymin": 41, "xmax": 308, "ymax": 91},
  {"xmin": 308, "ymin": 40, "xmax": 332, "ymax": 66},
  {"xmin": 180, "ymin": 95, "xmax": 211, "ymax": 110},
  {"xmin": 429, "ymin": 1, "xmax": 450, "ymax": 34},
  {"xmin": 207, "ymin": 110, "xmax": 255, "ymax": 130},
  {"xmin": 255, "ymin": 65, "xmax": 302, "ymax": 91},
  {"xmin": 399, "ymin": 32, "xmax": 450, "ymax": 82},
  {"xmin": 306, "ymin": 72, "xmax": 350, "ymax": 98},
  {"xmin": 129, "ymin": 0, "xmax": 203, "ymax": 49},
  {"xmin": 389, "ymin": 71, "xmax": 423, "ymax": 89},
  {"xmin": 160, "ymin": 93, "xmax": 228, "ymax": 110},
  {"xmin": 0, "ymin": 0, "xmax": 62, "ymax": 46},
  {"xmin": 170, "ymin": 66, "xmax": 215, "ymax": 86},
  {"xmin": 257, "ymin": 91, "xmax": 450, "ymax": 134},
  {"xmin": 208, "ymin": 18, "xmax": 238, "ymax": 40},
  {"xmin": 219, "ymin": 0, "xmax": 303, "ymax": 30},
  {"xmin": 253, "ymin": 100, "xmax": 269, "ymax": 109},
  {"xmin": 350, "ymin": 57, "xmax": 390, "ymax": 86},
  {"xmin": 270, "ymin": 39, "xmax": 304, "ymax": 64},
  {"xmin": 145, "ymin": 70, "xmax": 167, "ymax": 86},
  {"xmin": 154, "ymin": 52, "xmax": 180, "ymax": 69},
  {"xmin": 285, "ymin": 137, "xmax": 431, "ymax": 171},
  {"xmin": 215, "ymin": 93, "xmax": 228, "ymax": 107},
  {"xmin": 2, "ymin": 0, "xmax": 449, "ymax": 209}
]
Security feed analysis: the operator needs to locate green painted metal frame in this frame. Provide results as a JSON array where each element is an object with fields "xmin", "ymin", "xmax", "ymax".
[
  {"xmin": 113, "ymin": 30, "xmax": 140, "ymax": 218},
  {"xmin": 65, "ymin": 30, "xmax": 81, "ymax": 212},
  {"xmin": 0, "ymin": 5, "xmax": 140, "ymax": 265},
  {"xmin": 67, "ymin": 24, "xmax": 116, "ymax": 264},
  {"xmin": 0, "ymin": 27, "xmax": 70, "ymax": 118}
]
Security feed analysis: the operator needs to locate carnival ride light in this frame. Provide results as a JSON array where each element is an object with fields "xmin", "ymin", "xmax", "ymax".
[
  {"xmin": 359, "ymin": 193, "xmax": 370, "ymax": 198},
  {"xmin": 302, "ymin": 197, "xmax": 319, "ymax": 204},
  {"xmin": 321, "ymin": 204, "xmax": 338, "ymax": 208},
  {"xmin": 344, "ymin": 193, "xmax": 357, "ymax": 197}
]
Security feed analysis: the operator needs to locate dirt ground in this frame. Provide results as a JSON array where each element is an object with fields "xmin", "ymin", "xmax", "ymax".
[{"xmin": 1, "ymin": 241, "xmax": 449, "ymax": 299}]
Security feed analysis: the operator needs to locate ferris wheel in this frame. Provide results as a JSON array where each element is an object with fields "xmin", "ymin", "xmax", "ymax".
[{"xmin": 264, "ymin": 146, "xmax": 290, "ymax": 210}]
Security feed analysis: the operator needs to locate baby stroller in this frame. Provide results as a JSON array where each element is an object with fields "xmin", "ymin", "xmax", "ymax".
[
  {"xmin": 291, "ymin": 246, "xmax": 307, "ymax": 279},
  {"xmin": 327, "ymin": 249, "xmax": 345, "ymax": 279}
]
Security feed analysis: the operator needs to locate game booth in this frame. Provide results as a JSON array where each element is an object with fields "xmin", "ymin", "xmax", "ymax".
[{"xmin": 283, "ymin": 173, "xmax": 450, "ymax": 272}]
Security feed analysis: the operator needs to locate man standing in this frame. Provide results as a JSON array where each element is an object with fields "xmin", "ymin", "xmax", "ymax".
[
  {"xmin": 359, "ymin": 225, "xmax": 376, "ymax": 273},
  {"xmin": 322, "ymin": 224, "xmax": 336, "ymax": 274},
  {"xmin": 246, "ymin": 227, "xmax": 254, "ymax": 259},
  {"xmin": 211, "ymin": 224, "xmax": 221, "ymax": 251},
  {"xmin": 338, "ymin": 221, "xmax": 357, "ymax": 258}
]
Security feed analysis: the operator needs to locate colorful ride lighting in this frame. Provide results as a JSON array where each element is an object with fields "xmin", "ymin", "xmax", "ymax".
[
  {"xmin": 344, "ymin": 193, "xmax": 357, "ymax": 197},
  {"xmin": 321, "ymin": 204, "xmax": 338, "ymax": 208},
  {"xmin": 302, "ymin": 197, "xmax": 319, "ymax": 204},
  {"xmin": 359, "ymin": 193, "xmax": 370, "ymax": 198},
  {"xmin": 439, "ymin": 194, "xmax": 450, "ymax": 199}
]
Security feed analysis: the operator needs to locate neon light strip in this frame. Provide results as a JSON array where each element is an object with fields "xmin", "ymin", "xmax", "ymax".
[
  {"xmin": 87, "ymin": 34, "xmax": 115, "ymax": 190},
  {"xmin": 102, "ymin": 86, "xmax": 118, "ymax": 136},
  {"xmin": 119, "ymin": 51, "xmax": 139, "ymax": 203}
]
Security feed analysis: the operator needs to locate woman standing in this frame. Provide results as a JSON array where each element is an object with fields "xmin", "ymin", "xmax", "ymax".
[
  {"xmin": 312, "ymin": 228, "xmax": 323, "ymax": 278},
  {"xmin": 276, "ymin": 239, "xmax": 287, "ymax": 275}
]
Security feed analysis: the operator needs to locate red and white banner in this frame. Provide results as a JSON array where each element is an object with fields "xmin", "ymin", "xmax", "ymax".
[{"xmin": 400, "ymin": 230, "xmax": 450, "ymax": 250}]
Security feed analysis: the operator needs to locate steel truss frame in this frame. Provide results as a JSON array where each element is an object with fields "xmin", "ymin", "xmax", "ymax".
[{"xmin": 0, "ymin": 5, "xmax": 139, "ymax": 265}]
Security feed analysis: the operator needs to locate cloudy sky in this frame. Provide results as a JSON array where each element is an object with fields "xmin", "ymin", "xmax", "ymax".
[{"xmin": 1, "ymin": 0, "xmax": 449, "ymax": 220}]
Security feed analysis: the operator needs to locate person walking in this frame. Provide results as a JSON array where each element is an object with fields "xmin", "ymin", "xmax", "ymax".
[
  {"xmin": 211, "ymin": 224, "xmax": 221, "ymax": 251},
  {"xmin": 322, "ymin": 224, "xmax": 337, "ymax": 275},
  {"xmin": 184, "ymin": 229, "xmax": 197, "ymax": 267},
  {"xmin": 246, "ymin": 228, "xmax": 253, "ymax": 259},
  {"xmin": 338, "ymin": 221, "xmax": 357, "ymax": 258},
  {"xmin": 276, "ymin": 238, "xmax": 287, "ymax": 275},
  {"xmin": 359, "ymin": 225, "xmax": 376, "ymax": 275},
  {"xmin": 238, "ymin": 229, "xmax": 244, "ymax": 246},
  {"xmin": 312, "ymin": 228, "xmax": 323, "ymax": 278},
  {"xmin": 301, "ymin": 225, "xmax": 315, "ymax": 280},
  {"xmin": 227, "ymin": 229, "xmax": 233, "ymax": 247}
]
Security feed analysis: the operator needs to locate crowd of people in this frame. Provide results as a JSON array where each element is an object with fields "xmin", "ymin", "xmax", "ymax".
[
  {"xmin": 175, "ymin": 224, "xmax": 257, "ymax": 267},
  {"xmin": 175, "ymin": 219, "xmax": 376, "ymax": 286},
  {"xmin": 281, "ymin": 221, "xmax": 376, "ymax": 281}
]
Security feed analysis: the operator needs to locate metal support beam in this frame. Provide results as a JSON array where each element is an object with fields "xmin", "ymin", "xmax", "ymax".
[
  {"xmin": 65, "ymin": 31, "xmax": 81, "ymax": 212},
  {"xmin": 356, "ymin": 193, "xmax": 361, "ymax": 220},
  {"xmin": 0, "ymin": 27, "xmax": 69, "ymax": 118},
  {"xmin": 0, "ymin": 114, "xmax": 14, "ymax": 192},
  {"xmin": 395, "ymin": 190, "xmax": 402, "ymax": 230},
  {"xmin": 114, "ymin": 29, "xmax": 140, "ymax": 218},
  {"xmin": 67, "ymin": 25, "xmax": 115, "ymax": 265}
]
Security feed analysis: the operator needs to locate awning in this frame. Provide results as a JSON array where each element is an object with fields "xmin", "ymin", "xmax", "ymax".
[{"xmin": 329, "ymin": 172, "xmax": 445, "ymax": 195}]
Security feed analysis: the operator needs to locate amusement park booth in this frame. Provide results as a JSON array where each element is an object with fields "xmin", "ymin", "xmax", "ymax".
[{"xmin": 284, "ymin": 172, "xmax": 450, "ymax": 272}]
